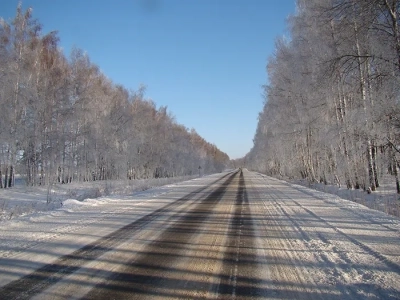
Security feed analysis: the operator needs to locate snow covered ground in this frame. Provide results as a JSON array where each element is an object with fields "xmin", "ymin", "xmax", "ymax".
[
  {"xmin": 2, "ymin": 171, "xmax": 398, "ymax": 223},
  {"xmin": 0, "ymin": 170, "xmax": 399, "ymax": 299},
  {"xmin": 0, "ymin": 175, "xmax": 198, "ymax": 222},
  {"xmin": 0, "ymin": 173, "xmax": 224, "ymax": 292},
  {"xmin": 290, "ymin": 175, "xmax": 400, "ymax": 218},
  {"xmin": 249, "ymin": 171, "xmax": 400, "ymax": 299}
]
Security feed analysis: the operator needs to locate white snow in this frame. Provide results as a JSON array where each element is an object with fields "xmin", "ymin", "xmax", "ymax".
[
  {"xmin": 0, "ymin": 173, "xmax": 229, "ymax": 292},
  {"xmin": 0, "ymin": 171, "xmax": 399, "ymax": 298},
  {"xmin": 287, "ymin": 174, "xmax": 400, "ymax": 218},
  {"xmin": 0, "ymin": 175, "xmax": 198, "ymax": 222}
]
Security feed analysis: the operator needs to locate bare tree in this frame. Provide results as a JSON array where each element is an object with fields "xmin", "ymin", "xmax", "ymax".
[{"xmin": 247, "ymin": 0, "xmax": 400, "ymax": 193}]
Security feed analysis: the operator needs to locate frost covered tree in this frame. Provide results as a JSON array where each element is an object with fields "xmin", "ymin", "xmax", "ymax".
[
  {"xmin": 247, "ymin": 0, "xmax": 400, "ymax": 193},
  {"xmin": 0, "ymin": 4, "xmax": 230, "ymax": 187}
]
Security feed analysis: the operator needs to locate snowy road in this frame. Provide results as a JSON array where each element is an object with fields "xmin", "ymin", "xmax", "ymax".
[{"xmin": 0, "ymin": 170, "xmax": 400, "ymax": 299}]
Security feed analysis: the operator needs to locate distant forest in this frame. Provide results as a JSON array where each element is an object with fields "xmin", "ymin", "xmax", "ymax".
[
  {"xmin": 0, "ymin": 4, "xmax": 230, "ymax": 187},
  {"xmin": 246, "ymin": 0, "xmax": 400, "ymax": 193}
]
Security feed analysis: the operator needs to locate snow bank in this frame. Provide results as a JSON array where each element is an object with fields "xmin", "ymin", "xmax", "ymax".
[
  {"xmin": 291, "ymin": 176, "xmax": 400, "ymax": 218},
  {"xmin": 0, "ymin": 175, "xmax": 198, "ymax": 222}
]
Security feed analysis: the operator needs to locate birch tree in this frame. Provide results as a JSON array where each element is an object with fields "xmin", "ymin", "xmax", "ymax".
[
  {"xmin": 248, "ymin": 0, "xmax": 400, "ymax": 193},
  {"xmin": 0, "ymin": 4, "xmax": 230, "ymax": 188}
]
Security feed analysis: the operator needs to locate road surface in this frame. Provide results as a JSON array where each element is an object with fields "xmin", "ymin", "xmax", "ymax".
[{"xmin": 0, "ymin": 169, "xmax": 399, "ymax": 299}]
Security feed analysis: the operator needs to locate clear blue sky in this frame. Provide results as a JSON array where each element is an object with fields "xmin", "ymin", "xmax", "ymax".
[{"xmin": 2, "ymin": 0, "xmax": 296, "ymax": 159}]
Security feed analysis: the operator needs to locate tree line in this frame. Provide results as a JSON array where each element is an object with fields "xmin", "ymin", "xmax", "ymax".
[
  {"xmin": 246, "ymin": 0, "xmax": 400, "ymax": 193},
  {"xmin": 0, "ymin": 4, "xmax": 230, "ymax": 187}
]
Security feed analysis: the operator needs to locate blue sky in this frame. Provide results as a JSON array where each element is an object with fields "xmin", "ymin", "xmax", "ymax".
[{"xmin": 2, "ymin": 0, "xmax": 296, "ymax": 159}]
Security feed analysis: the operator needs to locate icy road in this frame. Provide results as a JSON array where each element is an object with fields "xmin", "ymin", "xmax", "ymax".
[{"xmin": 0, "ymin": 170, "xmax": 400, "ymax": 299}]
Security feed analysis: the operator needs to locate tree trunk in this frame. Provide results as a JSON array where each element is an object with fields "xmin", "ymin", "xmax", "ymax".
[
  {"xmin": 8, "ymin": 165, "xmax": 14, "ymax": 188},
  {"xmin": 4, "ymin": 166, "xmax": 8, "ymax": 189},
  {"xmin": 372, "ymin": 144, "xmax": 379, "ymax": 188},
  {"xmin": 354, "ymin": 18, "xmax": 376, "ymax": 191},
  {"xmin": 394, "ymin": 161, "xmax": 400, "ymax": 194}
]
